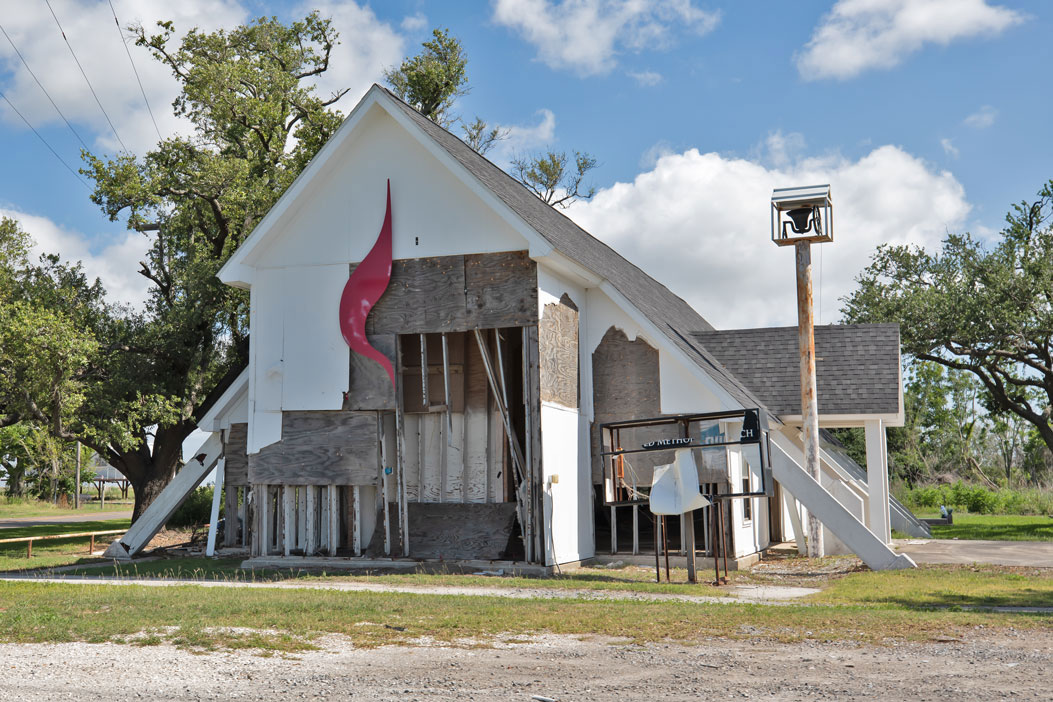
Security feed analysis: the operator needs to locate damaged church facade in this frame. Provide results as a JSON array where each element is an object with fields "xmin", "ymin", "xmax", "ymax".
[{"xmin": 112, "ymin": 85, "xmax": 920, "ymax": 571}]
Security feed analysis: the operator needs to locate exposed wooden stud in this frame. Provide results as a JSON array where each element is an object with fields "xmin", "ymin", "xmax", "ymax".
[
  {"xmin": 297, "ymin": 486, "xmax": 307, "ymax": 550},
  {"xmin": 420, "ymin": 333, "xmax": 429, "ymax": 409},
  {"xmin": 240, "ymin": 487, "xmax": 249, "ymax": 548},
  {"xmin": 475, "ymin": 328, "xmax": 530, "ymax": 560},
  {"xmin": 305, "ymin": 486, "xmax": 318, "ymax": 556},
  {"xmin": 282, "ymin": 486, "xmax": 295, "ymax": 557},
  {"xmin": 610, "ymin": 505, "xmax": 617, "ymax": 554},
  {"xmin": 394, "ymin": 336, "xmax": 409, "ymax": 557},
  {"xmin": 379, "ymin": 412, "xmax": 391, "ymax": 556},
  {"xmin": 328, "ymin": 484, "xmax": 340, "ymax": 556},
  {"xmin": 353, "ymin": 486, "xmax": 362, "ymax": 556},
  {"xmin": 440, "ymin": 333, "xmax": 453, "ymax": 504},
  {"xmin": 524, "ymin": 325, "xmax": 542, "ymax": 562}
]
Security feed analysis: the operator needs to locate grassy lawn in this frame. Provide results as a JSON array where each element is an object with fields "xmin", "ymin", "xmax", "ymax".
[
  {"xmin": 0, "ymin": 518, "xmax": 131, "ymax": 573},
  {"xmin": 63, "ymin": 558, "xmax": 739, "ymax": 597},
  {"xmin": 0, "ymin": 499, "xmax": 132, "ymax": 519},
  {"xmin": 811, "ymin": 564, "xmax": 1053, "ymax": 609},
  {"xmin": 925, "ymin": 513, "xmax": 1053, "ymax": 542},
  {"xmin": 0, "ymin": 579, "xmax": 1048, "ymax": 654}
]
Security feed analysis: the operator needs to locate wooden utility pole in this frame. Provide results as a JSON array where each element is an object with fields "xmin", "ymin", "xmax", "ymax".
[
  {"xmin": 795, "ymin": 242, "xmax": 824, "ymax": 557},
  {"xmin": 74, "ymin": 442, "xmax": 81, "ymax": 510}
]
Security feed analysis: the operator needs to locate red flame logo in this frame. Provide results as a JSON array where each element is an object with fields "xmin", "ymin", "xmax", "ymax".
[{"xmin": 339, "ymin": 180, "xmax": 395, "ymax": 388}]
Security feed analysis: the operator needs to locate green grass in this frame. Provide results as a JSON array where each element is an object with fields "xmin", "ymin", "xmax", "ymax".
[
  {"xmin": 0, "ymin": 579, "xmax": 1047, "ymax": 654},
  {"xmin": 0, "ymin": 518, "xmax": 131, "ymax": 573},
  {"xmin": 811, "ymin": 564, "xmax": 1053, "ymax": 609},
  {"xmin": 64, "ymin": 558, "xmax": 738, "ymax": 597},
  {"xmin": 920, "ymin": 513, "xmax": 1053, "ymax": 542},
  {"xmin": 0, "ymin": 499, "xmax": 131, "ymax": 519}
]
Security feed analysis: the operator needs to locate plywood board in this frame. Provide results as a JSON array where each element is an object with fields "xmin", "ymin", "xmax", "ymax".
[
  {"xmin": 224, "ymin": 423, "xmax": 249, "ymax": 487},
  {"xmin": 346, "ymin": 334, "xmax": 397, "ymax": 411},
  {"xmin": 247, "ymin": 411, "xmax": 379, "ymax": 485},
  {"xmin": 539, "ymin": 294, "xmax": 579, "ymax": 409},
  {"xmin": 462, "ymin": 330, "xmax": 491, "ymax": 504},
  {"xmin": 368, "ymin": 255, "xmax": 467, "ymax": 334},
  {"xmin": 591, "ymin": 327, "xmax": 662, "ymax": 484},
  {"xmin": 464, "ymin": 251, "xmax": 538, "ymax": 328},
  {"xmin": 407, "ymin": 502, "xmax": 518, "ymax": 560}
]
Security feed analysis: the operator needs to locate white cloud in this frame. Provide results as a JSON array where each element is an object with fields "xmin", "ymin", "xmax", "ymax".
[
  {"xmin": 628, "ymin": 70, "xmax": 663, "ymax": 86},
  {"xmin": 400, "ymin": 13, "xmax": 428, "ymax": 33},
  {"xmin": 964, "ymin": 105, "xmax": 998, "ymax": 128},
  {"xmin": 492, "ymin": 0, "xmax": 720, "ymax": 76},
  {"xmin": 2, "ymin": 207, "xmax": 151, "ymax": 308},
  {"xmin": 940, "ymin": 137, "xmax": 959, "ymax": 157},
  {"xmin": 797, "ymin": 0, "xmax": 1023, "ymax": 80},
  {"xmin": 488, "ymin": 108, "xmax": 558, "ymax": 168},
  {"xmin": 0, "ymin": 1, "xmax": 404, "ymax": 156},
  {"xmin": 567, "ymin": 142, "xmax": 970, "ymax": 328},
  {"xmin": 302, "ymin": 2, "xmax": 406, "ymax": 113},
  {"xmin": 0, "ymin": 0, "xmax": 249, "ymax": 155}
]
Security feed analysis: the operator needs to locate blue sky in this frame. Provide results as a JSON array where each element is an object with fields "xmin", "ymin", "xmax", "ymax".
[{"xmin": 1, "ymin": 0, "xmax": 1050, "ymax": 328}]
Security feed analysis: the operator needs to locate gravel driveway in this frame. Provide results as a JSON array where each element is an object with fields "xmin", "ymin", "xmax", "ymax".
[{"xmin": 1, "ymin": 629, "xmax": 1049, "ymax": 701}]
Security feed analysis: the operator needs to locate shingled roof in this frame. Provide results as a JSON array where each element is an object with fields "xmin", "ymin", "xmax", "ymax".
[
  {"xmin": 381, "ymin": 87, "xmax": 775, "ymax": 419},
  {"xmin": 691, "ymin": 324, "xmax": 902, "ymax": 417}
]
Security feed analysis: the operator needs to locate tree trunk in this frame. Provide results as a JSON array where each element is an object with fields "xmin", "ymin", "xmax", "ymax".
[{"xmin": 122, "ymin": 424, "xmax": 192, "ymax": 523}]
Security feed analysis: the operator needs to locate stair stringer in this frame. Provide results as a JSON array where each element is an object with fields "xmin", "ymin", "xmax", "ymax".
[
  {"xmin": 104, "ymin": 432, "xmax": 223, "ymax": 559},
  {"xmin": 770, "ymin": 433, "xmax": 915, "ymax": 571}
]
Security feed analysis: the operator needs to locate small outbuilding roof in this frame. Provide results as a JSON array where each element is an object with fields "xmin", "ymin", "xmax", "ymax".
[{"xmin": 691, "ymin": 324, "xmax": 903, "ymax": 420}]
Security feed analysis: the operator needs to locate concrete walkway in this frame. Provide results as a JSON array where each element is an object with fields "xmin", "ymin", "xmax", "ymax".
[
  {"xmin": 0, "ymin": 511, "xmax": 132, "ymax": 528},
  {"xmin": 0, "ymin": 574, "xmax": 819, "ymax": 606},
  {"xmin": 894, "ymin": 538, "xmax": 1053, "ymax": 567}
]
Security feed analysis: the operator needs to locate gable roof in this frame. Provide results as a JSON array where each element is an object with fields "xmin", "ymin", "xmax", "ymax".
[
  {"xmin": 380, "ymin": 88, "xmax": 776, "ymax": 418},
  {"xmin": 219, "ymin": 84, "xmax": 774, "ymax": 420},
  {"xmin": 691, "ymin": 324, "xmax": 902, "ymax": 418}
]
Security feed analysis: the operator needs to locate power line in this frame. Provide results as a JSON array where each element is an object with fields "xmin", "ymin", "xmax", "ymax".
[
  {"xmin": 0, "ymin": 88, "xmax": 89, "ymax": 189},
  {"xmin": 107, "ymin": 0, "xmax": 161, "ymax": 142},
  {"xmin": 43, "ymin": 0, "xmax": 128, "ymax": 153},
  {"xmin": 0, "ymin": 21, "xmax": 91, "ymax": 153}
]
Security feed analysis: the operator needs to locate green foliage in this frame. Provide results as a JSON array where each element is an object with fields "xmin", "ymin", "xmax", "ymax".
[
  {"xmin": 166, "ymin": 485, "xmax": 215, "ymax": 529},
  {"xmin": 384, "ymin": 28, "xmax": 468, "ymax": 127},
  {"xmin": 900, "ymin": 481, "xmax": 1053, "ymax": 516},
  {"xmin": 843, "ymin": 180, "xmax": 1053, "ymax": 458},
  {"xmin": 1, "ymin": 14, "xmax": 347, "ymax": 521},
  {"xmin": 512, "ymin": 150, "xmax": 597, "ymax": 208}
]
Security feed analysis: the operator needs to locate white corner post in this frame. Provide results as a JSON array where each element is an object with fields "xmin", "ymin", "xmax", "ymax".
[
  {"xmin": 205, "ymin": 458, "xmax": 225, "ymax": 557},
  {"xmin": 864, "ymin": 419, "xmax": 892, "ymax": 544},
  {"xmin": 795, "ymin": 241, "xmax": 824, "ymax": 558}
]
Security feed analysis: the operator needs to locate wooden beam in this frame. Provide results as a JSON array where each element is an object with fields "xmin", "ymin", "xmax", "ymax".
[
  {"xmin": 395, "ymin": 336, "xmax": 410, "ymax": 557},
  {"xmin": 305, "ymin": 486, "xmax": 318, "ymax": 556},
  {"xmin": 282, "ymin": 486, "xmax": 295, "ymax": 557},
  {"xmin": 474, "ymin": 329, "xmax": 530, "ymax": 559},
  {"xmin": 352, "ymin": 485, "xmax": 362, "ymax": 556},
  {"xmin": 328, "ymin": 484, "xmax": 340, "ymax": 556}
]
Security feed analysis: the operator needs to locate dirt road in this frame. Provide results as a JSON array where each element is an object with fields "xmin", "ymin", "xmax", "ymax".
[
  {"xmin": 1, "ymin": 630, "xmax": 1049, "ymax": 701},
  {"xmin": 0, "ymin": 510, "xmax": 132, "ymax": 528}
]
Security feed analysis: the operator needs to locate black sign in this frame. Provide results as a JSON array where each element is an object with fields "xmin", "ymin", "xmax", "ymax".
[
  {"xmin": 641, "ymin": 437, "xmax": 693, "ymax": 450},
  {"xmin": 740, "ymin": 409, "xmax": 761, "ymax": 444}
]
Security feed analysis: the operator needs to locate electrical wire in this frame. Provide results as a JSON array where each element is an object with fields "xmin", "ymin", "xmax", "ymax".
[
  {"xmin": 819, "ymin": 236, "xmax": 824, "ymax": 324},
  {"xmin": 0, "ymin": 88, "xmax": 89, "ymax": 189},
  {"xmin": 43, "ymin": 0, "xmax": 128, "ymax": 153},
  {"xmin": 0, "ymin": 22, "xmax": 90, "ymax": 153},
  {"xmin": 107, "ymin": 0, "xmax": 161, "ymax": 142}
]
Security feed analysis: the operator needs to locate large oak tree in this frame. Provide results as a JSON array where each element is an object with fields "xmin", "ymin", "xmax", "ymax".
[
  {"xmin": 843, "ymin": 181, "xmax": 1053, "ymax": 456},
  {"xmin": 0, "ymin": 14, "xmax": 345, "ymax": 521}
]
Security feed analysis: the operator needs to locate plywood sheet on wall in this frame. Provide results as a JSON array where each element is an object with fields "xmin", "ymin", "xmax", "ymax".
[
  {"xmin": 346, "ymin": 334, "xmax": 397, "ymax": 411},
  {"xmin": 361, "ymin": 251, "xmax": 538, "ymax": 337},
  {"xmin": 248, "ymin": 411, "xmax": 378, "ymax": 485},
  {"xmin": 465, "ymin": 251, "xmax": 538, "ymax": 328},
  {"xmin": 224, "ymin": 423, "xmax": 249, "ymax": 487},
  {"xmin": 591, "ymin": 327, "xmax": 666, "ymax": 484},
  {"xmin": 539, "ymin": 293, "xmax": 579, "ymax": 409}
]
